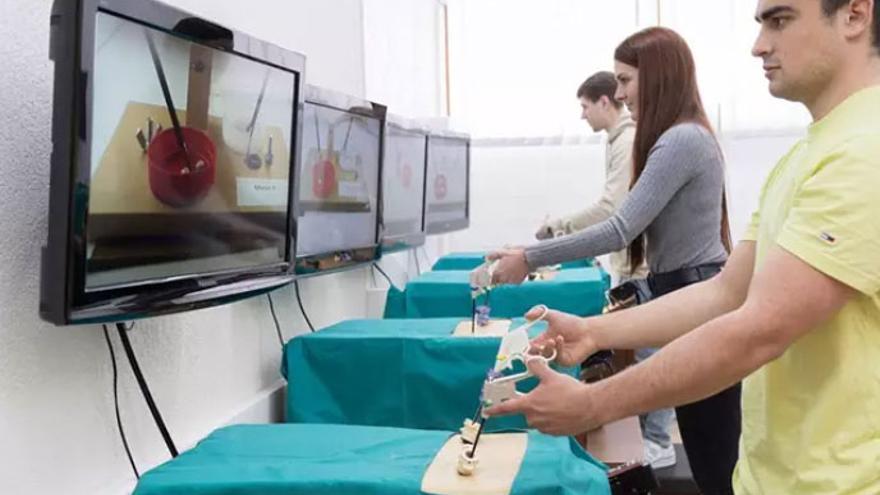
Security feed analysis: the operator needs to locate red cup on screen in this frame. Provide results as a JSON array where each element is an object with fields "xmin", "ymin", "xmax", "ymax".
[
  {"xmin": 434, "ymin": 174, "xmax": 448, "ymax": 200},
  {"xmin": 147, "ymin": 127, "xmax": 216, "ymax": 208},
  {"xmin": 312, "ymin": 159, "xmax": 337, "ymax": 199}
]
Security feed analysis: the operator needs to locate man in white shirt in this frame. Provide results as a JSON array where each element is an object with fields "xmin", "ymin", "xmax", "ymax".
[
  {"xmin": 536, "ymin": 72, "xmax": 647, "ymax": 283},
  {"xmin": 537, "ymin": 71, "xmax": 675, "ymax": 469}
]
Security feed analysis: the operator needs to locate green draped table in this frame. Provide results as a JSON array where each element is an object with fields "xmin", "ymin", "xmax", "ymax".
[
  {"xmin": 282, "ymin": 317, "xmax": 577, "ymax": 431},
  {"xmin": 134, "ymin": 424, "xmax": 611, "ymax": 495},
  {"xmin": 384, "ymin": 267, "xmax": 610, "ymax": 319},
  {"xmin": 431, "ymin": 251, "xmax": 594, "ymax": 271}
]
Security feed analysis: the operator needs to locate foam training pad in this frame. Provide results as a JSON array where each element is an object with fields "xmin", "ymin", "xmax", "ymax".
[
  {"xmin": 421, "ymin": 433, "xmax": 527, "ymax": 495},
  {"xmin": 133, "ymin": 424, "xmax": 611, "ymax": 495},
  {"xmin": 452, "ymin": 319, "xmax": 512, "ymax": 337}
]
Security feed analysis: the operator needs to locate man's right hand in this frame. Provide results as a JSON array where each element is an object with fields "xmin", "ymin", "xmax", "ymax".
[
  {"xmin": 526, "ymin": 306, "xmax": 598, "ymax": 367},
  {"xmin": 534, "ymin": 224, "xmax": 554, "ymax": 240}
]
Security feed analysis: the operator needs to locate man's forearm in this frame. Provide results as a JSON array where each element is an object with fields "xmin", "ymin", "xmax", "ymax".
[
  {"xmin": 588, "ymin": 274, "xmax": 743, "ymax": 350},
  {"xmin": 586, "ymin": 241, "xmax": 756, "ymax": 351},
  {"xmin": 586, "ymin": 244, "xmax": 853, "ymax": 426},
  {"xmin": 588, "ymin": 307, "xmax": 777, "ymax": 425}
]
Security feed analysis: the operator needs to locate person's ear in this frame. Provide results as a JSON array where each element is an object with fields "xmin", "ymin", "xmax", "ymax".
[{"xmin": 841, "ymin": 0, "xmax": 873, "ymax": 42}]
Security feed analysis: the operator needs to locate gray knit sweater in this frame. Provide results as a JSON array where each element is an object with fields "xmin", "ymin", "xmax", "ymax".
[{"xmin": 525, "ymin": 123, "xmax": 728, "ymax": 274}]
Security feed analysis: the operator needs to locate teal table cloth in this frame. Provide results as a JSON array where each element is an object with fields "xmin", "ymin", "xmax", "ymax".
[
  {"xmin": 385, "ymin": 268, "xmax": 610, "ymax": 319},
  {"xmin": 134, "ymin": 424, "xmax": 611, "ymax": 495},
  {"xmin": 432, "ymin": 251, "xmax": 594, "ymax": 271},
  {"xmin": 282, "ymin": 318, "xmax": 578, "ymax": 431}
]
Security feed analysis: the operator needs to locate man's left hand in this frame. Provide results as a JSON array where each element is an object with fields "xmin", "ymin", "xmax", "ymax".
[{"xmin": 483, "ymin": 358, "xmax": 601, "ymax": 436}]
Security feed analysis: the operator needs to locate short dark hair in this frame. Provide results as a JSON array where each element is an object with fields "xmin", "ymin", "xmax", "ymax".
[
  {"xmin": 821, "ymin": 0, "xmax": 880, "ymax": 52},
  {"xmin": 576, "ymin": 71, "xmax": 623, "ymax": 109}
]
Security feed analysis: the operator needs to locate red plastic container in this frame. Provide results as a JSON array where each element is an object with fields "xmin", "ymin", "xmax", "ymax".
[
  {"xmin": 148, "ymin": 127, "xmax": 216, "ymax": 207},
  {"xmin": 312, "ymin": 158, "xmax": 337, "ymax": 199},
  {"xmin": 434, "ymin": 173, "xmax": 448, "ymax": 200}
]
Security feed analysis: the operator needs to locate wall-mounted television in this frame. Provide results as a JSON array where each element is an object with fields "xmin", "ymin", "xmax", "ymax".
[
  {"xmin": 379, "ymin": 115, "xmax": 428, "ymax": 254},
  {"xmin": 293, "ymin": 85, "xmax": 385, "ymax": 276},
  {"xmin": 40, "ymin": 0, "xmax": 305, "ymax": 324},
  {"xmin": 425, "ymin": 130, "xmax": 470, "ymax": 235}
]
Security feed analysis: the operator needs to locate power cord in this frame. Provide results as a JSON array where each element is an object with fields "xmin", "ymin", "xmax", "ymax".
[
  {"xmin": 115, "ymin": 322, "xmax": 178, "ymax": 457},
  {"xmin": 293, "ymin": 280, "xmax": 315, "ymax": 332},
  {"xmin": 266, "ymin": 292, "xmax": 285, "ymax": 347},
  {"xmin": 371, "ymin": 262, "xmax": 398, "ymax": 291},
  {"xmin": 102, "ymin": 324, "xmax": 140, "ymax": 479}
]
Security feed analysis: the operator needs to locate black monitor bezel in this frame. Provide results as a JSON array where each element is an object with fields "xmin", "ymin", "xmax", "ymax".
[
  {"xmin": 40, "ymin": 0, "xmax": 305, "ymax": 325},
  {"xmin": 292, "ymin": 85, "xmax": 386, "ymax": 278},
  {"xmin": 424, "ymin": 131, "xmax": 471, "ymax": 235},
  {"xmin": 379, "ymin": 118, "xmax": 428, "ymax": 255}
]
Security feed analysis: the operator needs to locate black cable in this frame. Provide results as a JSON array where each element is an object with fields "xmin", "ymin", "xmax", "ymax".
[
  {"xmin": 293, "ymin": 280, "xmax": 315, "ymax": 332},
  {"xmin": 116, "ymin": 322, "xmax": 179, "ymax": 458},
  {"xmin": 102, "ymin": 325, "xmax": 140, "ymax": 479},
  {"xmin": 371, "ymin": 263, "xmax": 398, "ymax": 291},
  {"xmin": 469, "ymin": 417, "xmax": 487, "ymax": 457},
  {"xmin": 471, "ymin": 298, "xmax": 477, "ymax": 334},
  {"xmin": 471, "ymin": 404, "xmax": 482, "ymax": 423},
  {"xmin": 267, "ymin": 293, "xmax": 285, "ymax": 347},
  {"xmin": 144, "ymin": 29, "xmax": 190, "ymax": 165}
]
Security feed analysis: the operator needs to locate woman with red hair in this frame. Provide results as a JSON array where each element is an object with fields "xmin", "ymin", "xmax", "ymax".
[{"xmin": 489, "ymin": 27, "xmax": 739, "ymax": 493}]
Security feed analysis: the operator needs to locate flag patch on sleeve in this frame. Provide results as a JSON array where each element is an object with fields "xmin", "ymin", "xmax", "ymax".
[{"xmin": 819, "ymin": 232, "xmax": 837, "ymax": 244}]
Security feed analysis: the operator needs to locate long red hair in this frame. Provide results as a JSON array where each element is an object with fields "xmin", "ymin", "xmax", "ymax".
[{"xmin": 614, "ymin": 27, "xmax": 731, "ymax": 270}]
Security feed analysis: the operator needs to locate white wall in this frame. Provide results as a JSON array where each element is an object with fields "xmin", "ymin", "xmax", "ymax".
[
  {"xmin": 446, "ymin": 0, "xmax": 640, "ymax": 138},
  {"xmin": 0, "ymin": 1, "xmax": 440, "ymax": 494},
  {"xmin": 448, "ymin": 137, "xmax": 605, "ymax": 251},
  {"xmin": 165, "ymin": 0, "xmax": 367, "ymax": 97},
  {"xmin": 363, "ymin": 0, "xmax": 446, "ymax": 118},
  {"xmin": 446, "ymin": 130, "xmax": 805, "ymax": 257},
  {"xmin": 445, "ymin": 0, "xmax": 812, "ymax": 139}
]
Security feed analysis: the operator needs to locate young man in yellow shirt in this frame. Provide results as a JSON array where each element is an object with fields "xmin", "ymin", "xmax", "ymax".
[{"xmin": 486, "ymin": 0, "xmax": 880, "ymax": 493}]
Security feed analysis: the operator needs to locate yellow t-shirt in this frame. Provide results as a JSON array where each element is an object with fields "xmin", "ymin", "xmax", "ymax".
[{"xmin": 734, "ymin": 86, "xmax": 880, "ymax": 494}]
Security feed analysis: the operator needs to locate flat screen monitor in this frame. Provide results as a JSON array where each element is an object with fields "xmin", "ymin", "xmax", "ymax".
[
  {"xmin": 379, "ymin": 117, "xmax": 428, "ymax": 254},
  {"xmin": 293, "ymin": 85, "xmax": 384, "ymax": 276},
  {"xmin": 425, "ymin": 131, "xmax": 470, "ymax": 235},
  {"xmin": 40, "ymin": 0, "xmax": 305, "ymax": 324}
]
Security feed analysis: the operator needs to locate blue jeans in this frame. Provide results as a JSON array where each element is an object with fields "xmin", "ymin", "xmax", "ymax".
[
  {"xmin": 623, "ymin": 278, "xmax": 674, "ymax": 448},
  {"xmin": 636, "ymin": 347, "xmax": 675, "ymax": 448}
]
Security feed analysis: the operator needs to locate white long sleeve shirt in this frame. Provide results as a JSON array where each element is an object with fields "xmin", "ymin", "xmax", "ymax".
[{"xmin": 543, "ymin": 114, "xmax": 648, "ymax": 280}]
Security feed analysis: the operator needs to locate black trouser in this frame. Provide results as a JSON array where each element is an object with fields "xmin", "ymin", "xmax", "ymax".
[
  {"xmin": 649, "ymin": 263, "xmax": 741, "ymax": 495},
  {"xmin": 674, "ymin": 383, "xmax": 741, "ymax": 495}
]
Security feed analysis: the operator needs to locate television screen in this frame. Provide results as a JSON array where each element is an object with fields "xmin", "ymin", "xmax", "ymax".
[
  {"xmin": 380, "ymin": 118, "xmax": 428, "ymax": 253},
  {"xmin": 425, "ymin": 132, "xmax": 470, "ymax": 234},
  {"xmin": 40, "ymin": 0, "xmax": 305, "ymax": 324},
  {"xmin": 293, "ymin": 86, "xmax": 384, "ymax": 276}
]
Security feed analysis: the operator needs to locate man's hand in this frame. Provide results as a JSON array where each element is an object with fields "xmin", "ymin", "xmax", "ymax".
[
  {"xmin": 527, "ymin": 306, "xmax": 597, "ymax": 367},
  {"xmin": 487, "ymin": 248, "xmax": 530, "ymax": 285},
  {"xmin": 535, "ymin": 224, "xmax": 554, "ymax": 240},
  {"xmin": 483, "ymin": 358, "xmax": 601, "ymax": 435}
]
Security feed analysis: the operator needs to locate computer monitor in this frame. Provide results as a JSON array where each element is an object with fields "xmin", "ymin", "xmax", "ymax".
[
  {"xmin": 379, "ymin": 116, "xmax": 428, "ymax": 254},
  {"xmin": 40, "ymin": 0, "xmax": 305, "ymax": 324},
  {"xmin": 293, "ymin": 85, "xmax": 385, "ymax": 276},
  {"xmin": 425, "ymin": 130, "xmax": 470, "ymax": 235}
]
